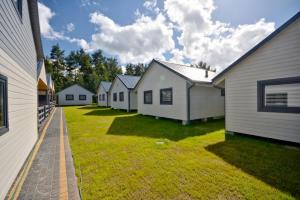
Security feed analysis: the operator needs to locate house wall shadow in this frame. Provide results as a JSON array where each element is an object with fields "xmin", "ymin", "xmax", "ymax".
[
  {"xmin": 206, "ymin": 134, "xmax": 300, "ymax": 198},
  {"xmin": 84, "ymin": 108, "xmax": 135, "ymax": 116},
  {"xmin": 106, "ymin": 114, "xmax": 224, "ymax": 141}
]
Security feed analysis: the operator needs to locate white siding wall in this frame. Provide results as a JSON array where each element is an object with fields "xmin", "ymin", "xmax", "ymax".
[
  {"xmin": 97, "ymin": 85, "xmax": 110, "ymax": 107},
  {"xmin": 137, "ymin": 62, "xmax": 188, "ymax": 120},
  {"xmin": 0, "ymin": 0, "xmax": 38, "ymax": 198},
  {"xmin": 190, "ymin": 85, "xmax": 224, "ymax": 120},
  {"xmin": 110, "ymin": 78, "xmax": 129, "ymax": 110},
  {"xmin": 58, "ymin": 85, "xmax": 93, "ymax": 106},
  {"xmin": 222, "ymin": 18, "xmax": 300, "ymax": 143}
]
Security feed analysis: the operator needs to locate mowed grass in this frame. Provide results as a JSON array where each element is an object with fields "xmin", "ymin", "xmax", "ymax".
[{"xmin": 64, "ymin": 106, "xmax": 300, "ymax": 200}]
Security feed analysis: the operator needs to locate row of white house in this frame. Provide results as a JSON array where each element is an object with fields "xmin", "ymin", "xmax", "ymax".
[
  {"xmin": 56, "ymin": 12, "xmax": 300, "ymax": 143},
  {"xmin": 94, "ymin": 11, "xmax": 299, "ymax": 144},
  {"xmin": 96, "ymin": 61, "xmax": 225, "ymax": 125}
]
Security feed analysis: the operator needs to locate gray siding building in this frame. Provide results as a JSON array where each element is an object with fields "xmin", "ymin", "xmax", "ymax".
[
  {"xmin": 213, "ymin": 12, "xmax": 300, "ymax": 143},
  {"xmin": 0, "ymin": 0, "xmax": 43, "ymax": 197}
]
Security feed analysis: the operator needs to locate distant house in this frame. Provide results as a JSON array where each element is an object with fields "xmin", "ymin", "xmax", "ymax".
[
  {"xmin": 110, "ymin": 75, "xmax": 140, "ymax": 111},
  {"xmin": 57, "ymin": 84, "xmax": 94, "ymax": 106},
  {"xmin": 0, "ymin": 0, "xmax": 44, "ymax": 198},
  {"xmin": 135, "ymin": 59, "xmax": 224, "ymax": 125},
  {"xmin": 213, "ymin": 12, "xmax": 300, "ymax": 143},
  {"xmin": 46, "ymin": 74, "xmax": 55, "ymax": 105},
  {"xmin": 97, "ymin": 81, "xmax": 111, "ymax": 107}
]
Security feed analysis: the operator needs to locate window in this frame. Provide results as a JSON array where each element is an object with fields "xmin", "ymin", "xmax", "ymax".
[
  {"xmin": 113, "ymin": 93, "xmax": 117, "ymax": 101},
  {"xmin": 65, "ymin": 94, "xmax": 74, "ymax": 101},
  {"xmin": 99, "ymin": 94, "xmax": 101, "ymax": 101},
  {"xmin": 79, "ymin": 95, "xmax": 86, "ymax": 101},
  {"xmin": 221, "ymin": 88, "xmax": 225, "ymax": 96},
  {"xmin": 12, "ymin": 0, "xmax": 22, "ymax": 19},
  {"xmin": 160, "ymin": 88, "xmax": 173, "ymax": 105},
  {"xmin": 257, "ymin": 76, "xmax": 300, "ymax": 113},
  {"xmin": 144, "ymin": 90, "xmax": 152, "ymax": 104},
  {"xmin": 102, "ymin": 94, "xmax": 105, "ymax": 101},
  {"xmin": 119, "ymin": 92, "xmax": 124, "ymax": 102},
  {"xmin": 0, "ymin": 74, "xmax": 8, "ymax": 135}
]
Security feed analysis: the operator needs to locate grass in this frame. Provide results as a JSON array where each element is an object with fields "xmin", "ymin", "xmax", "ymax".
[{"xmin": 64, "ymin": 106, "xmax": 300, "ymax": 200}]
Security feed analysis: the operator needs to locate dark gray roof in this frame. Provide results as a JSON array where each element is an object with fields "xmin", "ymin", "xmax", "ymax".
[
  {"xmin": 28, "ymin": 0, "xmax": 44, "ymax": 60},
  {"xmin": 117, "ymin": 75, "xmax": 141, "ymax": 89},
  {"xmin": 101, "ymin": 81, "xmax": 112, "ymax": 92},
  {"xmin": 213, "ymin": 11, "xmax": 300, "ymax": 82},
  {"xmin": 154, "ymin": 59, "xmax": 216, "ymax": 83}
]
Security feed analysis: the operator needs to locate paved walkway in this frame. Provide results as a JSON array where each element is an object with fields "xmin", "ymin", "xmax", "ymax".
[{"xmin": 16, "ymin": 108, "xmax": 80, "ymax": 200}]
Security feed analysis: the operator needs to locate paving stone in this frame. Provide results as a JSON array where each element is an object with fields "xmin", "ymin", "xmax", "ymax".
[{"xmin": 17, "ymin": 108, "xmax": 80, "ymax": 200}]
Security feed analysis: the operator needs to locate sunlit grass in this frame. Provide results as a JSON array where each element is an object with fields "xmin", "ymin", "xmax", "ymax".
[{"xmin": 64, "ymin": 106, "xmax": 300, "ymax": 200}]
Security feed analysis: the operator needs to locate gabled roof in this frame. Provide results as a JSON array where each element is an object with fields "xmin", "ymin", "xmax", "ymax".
[
  {"xmin": 213, "ymin": 11, "xmax": 300, "ymax": 82},
  {"xmin": 116, "ymin": 75, "xmax": 141, "ymax": 89},
  {"xmin": 57, "ymin": 84, "xmax": 95, "ymax": 95},
  {"xmin": 153, "ymin": 59, "xmax": 216, "ymax": 83},
  {"xmin": 100, "ymin": 81, "xmax": 112, "ymax": 92}
]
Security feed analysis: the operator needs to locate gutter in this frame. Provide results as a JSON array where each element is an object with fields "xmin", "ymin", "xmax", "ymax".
[{"xmin": 186, "ymin": 82, "xmax": 194, "ymax": 124}]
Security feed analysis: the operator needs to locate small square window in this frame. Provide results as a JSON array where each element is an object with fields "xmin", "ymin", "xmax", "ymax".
[
  {"xmin": 144, "ymin": 90, "xmax": 152, "ymax": 104},
  {"xmin": 119, "ymin": 92, "xmax": 124, "ymax": 102},
  {"xmin": 0, "ymin": 74, "xmax": 8, "ymax": 135},
  {"xmin": 160, "ymin": 88, "xmax": 172, "ymax": 105},
  {"xmin": 79, "ymin": 95, "xmax": 86, "ymax": 101},
  {"xmin": 66, "ymin": 94, "xmax": 74, "ymax": 101},
  {"xmin": 257, "ymin": 76, "xmax": 300, "ymax": 113},
  {"xmin": 113, "ymin": 93, "xmax": 117, "ymax": 101}
]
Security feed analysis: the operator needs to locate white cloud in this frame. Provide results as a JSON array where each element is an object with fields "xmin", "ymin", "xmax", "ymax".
[
  {"xmin": 88, "ymin": 12, "xmax": 174, "ymax": 63},
  {"xmin": 38, "ymin": 2, "xmax": 89, "ymax": 50},
  {"xmin": 164, "ymin": 0, "xmax": 275, "ymax": 71},
  {"xmin": 66, "ymin": 23, "xmax": 75, "ymax": 32},
  {"xmin": 80, "ymin": 0, "xmax": 101, "ymax": 7},
  {"xmin": 143, "ymin": 0, "xmax": 160, "ymax": 14}
]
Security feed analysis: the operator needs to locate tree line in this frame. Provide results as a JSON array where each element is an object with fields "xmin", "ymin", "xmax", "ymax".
[{"xmin": 45, "ymin": 44, "xmax": 147, "ymax": 93}]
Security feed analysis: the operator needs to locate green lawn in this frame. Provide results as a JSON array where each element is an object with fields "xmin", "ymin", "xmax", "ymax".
[{"xmin": 64, "ymin": 106, "xmax": 300, "ymax": 200}]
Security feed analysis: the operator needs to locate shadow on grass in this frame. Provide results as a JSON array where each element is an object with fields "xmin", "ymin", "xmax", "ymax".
[
  {"xmin": 106, "ymin": 114, "xmax": 224, "ymax": 141},
  {"xmin": 206, "ymin": 134, "xmax": 300, "ymax": 198},
  {"xmin": 84, "ymin": 108, "xmax": 135, "ymax": 116},
  {"xmin": 77, "ymin": 105, "xmax": 103, "ymax": 110}
]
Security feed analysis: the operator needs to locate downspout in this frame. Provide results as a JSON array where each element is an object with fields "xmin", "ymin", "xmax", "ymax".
[
  {"xmin": 128, "ymin": 90, "xmax": 131, "ymax": 112},
  {"xmin": 186, "ymin": 82, "xmax": 194, "ymax": 124},
  {"xmin": 106, "ymin": 92, "xmax": 109, "ymax": 107}
]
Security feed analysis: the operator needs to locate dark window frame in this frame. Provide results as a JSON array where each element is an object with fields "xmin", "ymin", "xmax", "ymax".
[
  {"xmin": 113, "ymin": 93, "xmax": 117, "ymax": 102},
  {"xmin": 0, "ymin": 74, "xmax": 9, "ymax": 135},
  {"xmin": 160, "ymin": 88, "xmax": 173, "ymax": 105},
  {"xmin": 144, "ymin": 90, "xmax": 153, "ymax": 104},
  {"xmin": 102, "ymin": 94, "xmax": 105, "ymax": 101},
  {"xmin": 11, "ymin": 0, "xmax": 23, "ymax": 21},
  {"xmin": 119, "ymin": 92, "xmax": 124, "ymax": 102},
  {"xmin": 79, "ymin": 94, "xmax": 86, "ymax": 101},
  {"xmin": 99, "ymin": 94, "xmax": 101, "ymax": 101},
  {"xmin": 257, "ymin": 76, "xmax": 300, "ymax": 113},
  {"xmin": 65, "ymin": 94, "xmax": 74, "ymax": 101}
]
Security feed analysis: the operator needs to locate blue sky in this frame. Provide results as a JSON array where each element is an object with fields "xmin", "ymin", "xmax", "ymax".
[{"xmin": 38, "ymin": 0, "xmax": 300, "ymax": 70}]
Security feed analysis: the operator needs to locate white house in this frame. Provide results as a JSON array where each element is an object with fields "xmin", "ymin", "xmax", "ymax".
[
  {"xmin": 213, "ymin": 12, "xmax": 300, "ymax": 143},
  {"xmin": 57, "ymin": 84, "xmax": 94, "ymax": 106},
  {"xmin": 0, "ymin": 0, "xmax": 43, "ymax": 198},
  {"xmin": 110, "ymin": 75, "xmax": 140, "ymax": 111},
  {"xmin": 135, "ymin": 59, "xmax": 224, "ymax": 125},
  {"xmin": 97, "ymin": 81, "xmax": 111, "ymax": 107}
]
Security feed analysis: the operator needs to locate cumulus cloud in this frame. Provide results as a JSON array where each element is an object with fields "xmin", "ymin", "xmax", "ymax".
[
  {"xmin": 66, "ymin": 23, "xmax": 75, "ymax": 32},
  {"xmin": 164, "ymin": 0, "xmax": 275, "ymax": 71},
  {"xmin": 88, "ymin": 12, "xmax": 174, "ymax": 63},
  {"xmin": 38, "ymin": 2, "xmax": 89, "ymax": 49},
  {"xmin": 143, "ymin": 0, "xmax": 160, "ymax": 14}
]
